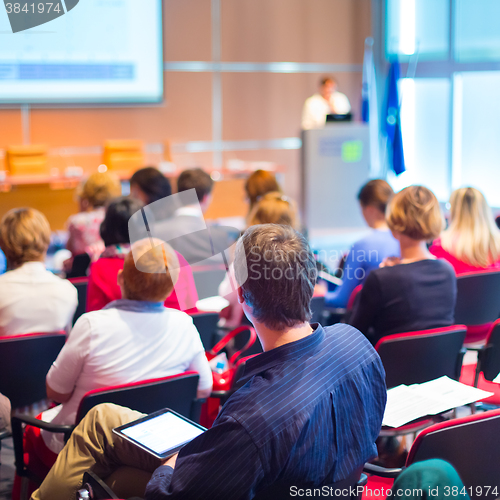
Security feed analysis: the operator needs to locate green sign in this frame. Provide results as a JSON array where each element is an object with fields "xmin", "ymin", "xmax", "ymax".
[{"xmin": 341, "ymin": 140, "xmax": 363, "ymax": 163}]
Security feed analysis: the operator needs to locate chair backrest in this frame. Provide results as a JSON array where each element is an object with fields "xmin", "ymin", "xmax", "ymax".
[
  {"xmin": 375, "ymin": 325, "xmax": 467, "ymax": 389},
  {"xmin": 0, "ymin": 332, "xmax": 66, "ymax": 408},
  {"xmin": 68, "ymin": 277, "xmax": 89, "ymax": 325},
  {"xmin": 191, "ymin": 264, "xmax": 227, "ymax": 299},
  {"xmin": 191, "ymin": 312, "xmax": 219, "ymax": 351},
  {"xmin": 455, "ymin": 270, "xmax": 500, "ymax": 326},
  {"xmin": 347, "ymin": 284, "xmax": 363, "ymax": 311},
  {"xmin": 408, "ymin": 408, "xmax": 500, "ymax": 499},
  {"xmin": 310, "ymin": 296, "xmax": 325, "ymax": 323},
  {"xmin": 75, "ymin": 372, "xmax": 200, "ymax": 425},
  {"xmin": 480, "ymin": 319, "xmax": 500, "ymax": 381}
]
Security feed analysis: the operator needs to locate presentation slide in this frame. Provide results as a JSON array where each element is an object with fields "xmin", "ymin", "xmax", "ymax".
[{"xmin": 0, "ymin": 0, "xmax": 163, "ymax": 103}]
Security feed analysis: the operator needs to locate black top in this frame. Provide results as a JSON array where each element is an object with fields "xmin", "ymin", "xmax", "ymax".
[
  {"xmin": 349, "ymin": 259, "xmax": 457, "ymax": 344},
  {"xmin": 145, "ymin": 324, "xmax": 386, "ymax": 499}
]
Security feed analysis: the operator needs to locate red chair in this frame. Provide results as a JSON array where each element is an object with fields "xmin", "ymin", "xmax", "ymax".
[
  {"xmin": 364, "ymin": 409, "xmax": 500, "ymax": 500},
  {"xmin": 68, "ymin": 276, "xmax": 89, "ymax": 326},
  {"xmin": 375, "ymin": 325, "xmax": 467, "ymax": 437},
  {"xmin": 375, "ymin": 325, "xmax": 467, "ymax": 389},
  {"xmin": 459, "ymin": 319, "xmax": 500, "ymax": 407},
  {"xmin": 11, "ymin": 372, "xmax": 201, "ymax": 498},
  {"xmin": 347, "ymin": 284, "xmax": 363, "ymax": 311},
  {"xmin": 0, "ymin": 332, "xmax": 66, "ymax": 466},
  {"xmin": 0, "ymin": 332, "xmax": 66, "ymax": 409},
  {"xmin": 454, "ymin": 270, "xmax": 500, "ymax": 345}
]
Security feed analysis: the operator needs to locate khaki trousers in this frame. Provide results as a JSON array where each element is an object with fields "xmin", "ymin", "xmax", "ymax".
[{"xmin": 31, "ymin": 403, "xmax": 162, "ymax": 500}]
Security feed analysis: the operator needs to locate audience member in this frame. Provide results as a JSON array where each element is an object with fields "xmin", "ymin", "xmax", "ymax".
[
  {"xmin": 153, "ymin": 168, "xmax": 236, "ymax": 268},
  {"xmin": 86, "ymin": 197, "xmax": 198, "ymax": 312},
  {"xmin": 350, "ymin": 186, "xmax": 456, "ymax": 344},
  {"xmin": 390, "ymin": 459, "xmax": 469, "ymax": 500},
  {"xmin": 129, "ymin": 166, "xmax": 172, "ymax": 206},
  {"xmin": 430, "ymin": 187, "xmax": 500, "ymax": 274},
  {"xmin": 325, "ymin": 179, "xmax": 400, "ymax": 309},
  {"xmin": 0, "ymin": 392, "xmax": 11, "ymax": 432},
  {"xmin": 65, "ymin": 171, "xmax": 121, "ymax": 277},
  {"xmin": 244, "ymin": 169, "xmax": 282, "ymax": 213},
  {"xmin": 24, "ymin": 239, "xmax": 211, "ymax": 475},
  {"xmin": 32, "ymin": 224, "xmax": 386, "ymax": 500},
  {"xmin": 247, "ymin": 191, "xmax": 298, "ymax": 227},
  {"xmin": 219, "ymin": 191, "xmax": 298, "ymax": 327},
  {"xmin": 0, "ymin": 208, "xmax": 77, "ymax": 336}
]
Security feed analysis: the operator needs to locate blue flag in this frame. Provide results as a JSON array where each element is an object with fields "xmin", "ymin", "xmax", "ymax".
[
  {"xmin": 383, "ymin": 61, "xmax": 406, "ymax": 175},
  {"xmin": 361, "ymin": 38, "xmax": 381, "ymax": 174}
]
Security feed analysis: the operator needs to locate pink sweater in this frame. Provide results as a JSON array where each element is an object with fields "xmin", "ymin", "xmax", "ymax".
[{"xmin": 429, "ymin": 238, "xmax": 500, "ymax": 275}]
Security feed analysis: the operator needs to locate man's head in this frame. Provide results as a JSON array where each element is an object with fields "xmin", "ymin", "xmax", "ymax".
[
  {"xmin": 177, "ymin": 168, "xmax": 214, "ymax": 211},
  {"xmin": 118, "ymin": 239, "xmax": 180, "ymax": 302},
  {"xmin": 0, "ymin": 207, "xmax": 50, "ymax": 269},
  {"xmin": 319, "ymin": 76, "xmax": 337, "ymax": 101},
  {"xmin": 234, "ymin": 224, "xmax": 317, "ymax": 331}
]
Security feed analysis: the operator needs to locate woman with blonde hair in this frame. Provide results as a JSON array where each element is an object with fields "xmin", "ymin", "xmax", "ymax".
[
  {"xmin": 350, "ymin": 186, "xmax": 456, "ymax": 344},
  {"xmin": 430, "ymin": 187, "xmax": 500, "ymax": 274},
  {"xmin": 247, "ymin": 191, "xmax": 297, "ymax": 228},
  {"xmin": 0, "ymin": 208, "xmax": 77, "ymax": 336},
  {"xmin": 65, "ymin": 170, "xmax": 121, "ymax": 276}
]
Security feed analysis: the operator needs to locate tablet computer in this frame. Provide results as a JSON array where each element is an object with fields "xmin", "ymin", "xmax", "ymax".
[{"xmin": 113, "ymin": 408, "xmax": 206, "ymax": 460}]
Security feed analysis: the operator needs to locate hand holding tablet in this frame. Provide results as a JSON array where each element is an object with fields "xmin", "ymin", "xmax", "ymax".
[{"xmin": 113, "ymin": 409, "xmax": 206, "ymax": 460}]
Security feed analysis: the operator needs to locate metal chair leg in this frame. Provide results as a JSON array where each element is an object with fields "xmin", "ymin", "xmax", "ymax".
[{"xmin": 20, "ymin": 476, "xmax": 30, "ymax": 500}]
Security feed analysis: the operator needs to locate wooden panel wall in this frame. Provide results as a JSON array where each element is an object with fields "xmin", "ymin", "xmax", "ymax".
[{"xmin": 0, "ymin": 0, "xmax": 371, "ymax": 230}]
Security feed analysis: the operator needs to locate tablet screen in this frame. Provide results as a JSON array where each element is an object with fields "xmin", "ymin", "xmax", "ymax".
[{"xmin": 119, "ymin": 411, "xmax": 205, "ymax": 457}]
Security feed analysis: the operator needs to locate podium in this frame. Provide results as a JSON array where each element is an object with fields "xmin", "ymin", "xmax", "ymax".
[{"xmin": 301, "ymin": 123, "xmax": 371, "ymax": 239}]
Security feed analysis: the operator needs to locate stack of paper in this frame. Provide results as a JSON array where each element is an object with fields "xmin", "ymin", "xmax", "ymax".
[{"xmin": 382, "ymin": 376, "xmax": 494, "ymax": 428}]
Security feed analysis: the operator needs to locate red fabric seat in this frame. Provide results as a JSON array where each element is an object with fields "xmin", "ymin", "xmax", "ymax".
[{"xmin": 459, "ymin": 363, "xmax": 500, "ymax": 404}]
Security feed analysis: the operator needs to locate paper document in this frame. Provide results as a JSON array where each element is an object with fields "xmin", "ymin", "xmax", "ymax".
[{"xmin": 382, "ymin": 376, "xmax": 493, "ymax": 428}]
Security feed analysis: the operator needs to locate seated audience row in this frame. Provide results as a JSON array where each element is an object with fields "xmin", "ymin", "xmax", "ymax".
[
  {"xmin": 31, "ymin": 224, "xmax": 386, "ymax": 500},
  {"xmin": 23, "ymin": 239, "xmax": 213, "ymax": 483}
]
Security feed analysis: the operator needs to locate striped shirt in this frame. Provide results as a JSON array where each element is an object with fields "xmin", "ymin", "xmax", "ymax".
[{"xmin": 145, "ymin": 323, "xmax": 386, "ymax": 500}]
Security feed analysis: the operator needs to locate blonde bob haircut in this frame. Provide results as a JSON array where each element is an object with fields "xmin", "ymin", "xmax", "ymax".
[
  {"xmin": 122, "ymin": 238, "xmax": 180, "ymax": 302},
  {"xmin": 0, "ymin": 208, "xmax": 51, "ymax": 268},
  {"xmin": 386, "ymin": 186, "xmax": 443, "ymax": 242},
  {"xmin": 441, "ymin": 187, "xmax": 500, "ymax": 268},
  {"xmin": 77, "ymin": 171, "xmax": 121, "ymax": 209},
  {"xmin": 247, "ymin": 191, "xmax": 298, "ymax": 229}
]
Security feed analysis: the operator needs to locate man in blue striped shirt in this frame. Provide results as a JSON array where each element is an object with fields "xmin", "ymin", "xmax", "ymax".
[{"xmin": 32, "ymin": 225, "xmax": 386, "ymax": 500}]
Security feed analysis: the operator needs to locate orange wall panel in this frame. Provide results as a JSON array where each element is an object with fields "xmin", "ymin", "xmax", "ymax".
[
  {"xmin": 30, "ymin": 73, "xmax": 213, "ymax": 147},
  {"xmin": 221, "ymin": 0, "xmax": 371, "ymax": 63},
  {"xmin": 222, "ymin": 72, "xmax": 363, "ymax": 141},
  {"xmin": 164, "ymin": 0, "xmax": 212, "ymax": 61}
]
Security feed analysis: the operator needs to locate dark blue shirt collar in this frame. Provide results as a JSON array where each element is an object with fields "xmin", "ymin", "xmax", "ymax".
[
  {"xmin": 103, "ymin": 299, "xmax": 165, "ymax": 313},
  {"xmin": 242, "ymin": 323, "xmax": 325, "ymax": 381}
]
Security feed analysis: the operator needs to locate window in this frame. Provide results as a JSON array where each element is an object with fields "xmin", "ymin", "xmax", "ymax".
[{"xmin": 382, "ymin": 0, "xmax": 500, "ymax": 206}]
